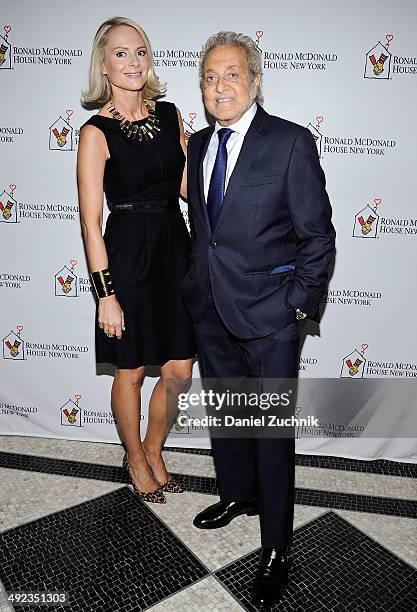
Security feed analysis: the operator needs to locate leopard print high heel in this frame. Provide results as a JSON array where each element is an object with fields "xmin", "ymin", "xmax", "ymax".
[
  {"xmin": 151, "ymin": 469, "xmax": 184, "ymax": 493},
  {"xmin": 122, "ymin": 452, "xmax": 166, "ymax": 504}
]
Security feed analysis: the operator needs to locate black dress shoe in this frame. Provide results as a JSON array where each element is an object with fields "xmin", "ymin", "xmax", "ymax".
[
  {"xmin": 251, "ymin": 546, "xmax": 291, "ymax": 606},
  {"xmin": 193, "ymin": 499, "xmax": 258, "ymax": 529}
]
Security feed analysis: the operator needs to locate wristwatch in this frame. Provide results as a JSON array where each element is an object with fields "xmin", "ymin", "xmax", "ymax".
[{"xmin": 295, "ymin": 307, "xmax": 307, "ymax": 320}]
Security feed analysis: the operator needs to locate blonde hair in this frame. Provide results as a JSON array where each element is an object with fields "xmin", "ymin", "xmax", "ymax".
[{"xmin": 82, "ymin": 17, "xmax": 166, "ymax": 106}]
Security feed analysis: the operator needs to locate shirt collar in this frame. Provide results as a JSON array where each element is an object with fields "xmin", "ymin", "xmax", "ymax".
[{"xmin": 214, "ymin": 102, "xmax": 257, "ymax": 137}]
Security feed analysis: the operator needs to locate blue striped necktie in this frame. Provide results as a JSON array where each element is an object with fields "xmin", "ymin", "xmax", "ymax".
[{"xmin": 207, "ymin": 127, "xmax": 233, "ymax": 230}]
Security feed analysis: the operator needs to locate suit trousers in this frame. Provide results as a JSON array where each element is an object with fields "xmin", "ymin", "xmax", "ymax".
[{"xmin": 194, "ymin": 284, "xmax": 303, "ymax": 549}]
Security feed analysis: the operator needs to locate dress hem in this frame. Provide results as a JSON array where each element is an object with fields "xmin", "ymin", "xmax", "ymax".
[{"xmin": 96, "ymin": 352, "xmax": 197, "ymax": 370}]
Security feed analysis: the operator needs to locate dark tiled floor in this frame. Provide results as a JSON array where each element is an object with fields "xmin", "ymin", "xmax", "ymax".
[
  {"xmin": 0, "ymin": 451, "xmax": 129, "ymax": 483},
  {"xmin": 294, "ymin": 487, "xmax": 417, "ymax": 518},
  {"xmin": 166, "ymin": 447, "xmax": 417, "ymax": 479},
  {"xmin": 1, "ymin": 441, "xmax": 416, "ymax": 610},
  {"xmin": 0, "ymin": 487, "xmax": 208, "ymax": 612},
  {"xmin": 2, "ymin": 494, "xmax": 415, "ymax": 611},
  {"xmin": 1, "ymin": 451, "xmax": 415, "ymax": 518},
  {"xmin": 215, "ymin": 511, "xmax": 417, "ymax": 611},
  {"xmin": 0, "ymin": 450, "xmax": 218, "ymax": 495},
  {"xmin": 294, "ymin": 454, "xmax": 417, "ymax": 479},
  {"xmin": 164, "ymin": 446, "xmax": 213, "ymax": 456}
]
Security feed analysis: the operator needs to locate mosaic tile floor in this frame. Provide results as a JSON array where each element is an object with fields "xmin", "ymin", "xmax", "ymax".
[{"xmin": 0, "ymin": 435, "xmax": 416, "ymax": 611}]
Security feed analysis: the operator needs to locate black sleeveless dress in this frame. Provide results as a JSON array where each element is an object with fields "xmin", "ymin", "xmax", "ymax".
[{"xmin": 82, "ymin": 101, "xmax": 196, "ymax": 368}]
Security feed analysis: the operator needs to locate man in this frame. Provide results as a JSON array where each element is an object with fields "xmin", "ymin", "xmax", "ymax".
[{"xmin": 182, "ymin": 31, "xmax": 336, "ymax": 605}]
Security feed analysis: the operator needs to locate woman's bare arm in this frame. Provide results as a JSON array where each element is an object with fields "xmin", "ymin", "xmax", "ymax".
[
  {"xmin": 77, "ymin": 125, "xmax": 125, "ymax": 339},
  {"xmin": 77, "ymin": 125, "xmax": 108, "ymax": 265}
]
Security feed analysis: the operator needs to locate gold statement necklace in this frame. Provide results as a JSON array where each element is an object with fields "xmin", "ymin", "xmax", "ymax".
[{"xmin": 107, "ymin": 99, "xmax": 160, "ymax": 141}]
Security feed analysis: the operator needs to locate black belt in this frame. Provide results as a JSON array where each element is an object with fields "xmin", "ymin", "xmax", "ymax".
[{"xmin": 107, "ymin": 199, "xmax": 180, "ymax": 213}]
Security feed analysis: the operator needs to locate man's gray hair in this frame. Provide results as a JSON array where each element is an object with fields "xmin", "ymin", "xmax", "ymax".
[{"xmin": 199, "ymin": 31, "xmax": 264, "ymax": 105}]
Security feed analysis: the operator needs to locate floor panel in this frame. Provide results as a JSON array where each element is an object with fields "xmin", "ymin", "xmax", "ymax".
[
  {"xmin": 0, "ymin": 488, "xmax": 208, "ymax": 612},
  {"xmin": 0, "ymin": 436, "xmax": 416, "ymax": 611},
  {"xmin": 215, "ymin": 511, "xmax": 417, "ymax": 612}
]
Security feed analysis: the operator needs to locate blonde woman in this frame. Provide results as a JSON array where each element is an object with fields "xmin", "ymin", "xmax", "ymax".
[{"xmin": 77, "ymin": 17, "xmax": 195, "ymax": 503}]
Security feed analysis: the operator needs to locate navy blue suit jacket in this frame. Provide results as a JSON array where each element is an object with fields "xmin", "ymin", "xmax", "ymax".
[{"xmin": 181, "ymin": 104, "xmax": 336, "ymax": 339}]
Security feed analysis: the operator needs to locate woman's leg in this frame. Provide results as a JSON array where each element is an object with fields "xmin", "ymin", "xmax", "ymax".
[
  {"xmin": 112, "ymin": 366, "xmax": 159, "ymax": 493},
  {"xmin": 143, "ymin": 359, "xmax": 193, "ymax": 483}
]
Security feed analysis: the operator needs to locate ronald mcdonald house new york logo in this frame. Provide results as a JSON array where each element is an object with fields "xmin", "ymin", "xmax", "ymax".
[
  {"xmin": 60, "ymin": 395, "xmax": 82, "ymax": 427},
  {"xmin": 60, "ymin": 395, "xmax": 117, "ymax": 427},
  {"xmin": 364, "ymin": 33, "xmax": 417, "ymax": 79},
  {"xmin": 0, "ymin": 25, "xmax": 11, "ymax": 70},
  {"xmin": 307, "ymin": 116, "xmax": 324, "ymax": 157},
  {"xmin": 49, "ymin": 109, "xmax": 79, "ymax": 151},
  {"xmin": 352, "ymin": 198, "xmax": 417, "ymax": 240},
  {"xmin": 306, "ymin": 116, "xmax": 397, "ymax": 157},
  {"xmin": 54, "ymin": 260, "xmax": 93, "ymax": 296},
  {"xmin": 364, "ymin": 34, "xmax": 393, "ymax": 79},
  {"xmin": 2, "ymin": 326, "xmax": 25, "ymax": 360},
  {"xmin": 2, "ymin": 325, "xmax": 89, "ymax": 361},
  {"xmin": 353, "ymin": 199, "xmax": 381, "ymax": 238},
  {"xmin": 254, "ymin": 30, "xmax": 338, "ymax": 71},
  {"xmin": 340, "ymin": 344, "xmax": 415, "ymax": 378},
  {"xmin": 341, "ymin": 344, "xmax": 368, "ymax": 378},
  {"xmin": 1, "ymin": 26, "xmax": 83, "ymax": 69},
  {"xmin": 1, "ymin": 182, "xmax": 79, "ymax": 225},
  {"xmin": 0, "ymin": 184, "xmax": 18, "ymax": 223},
  {"xmin": 183, "ymin": 112, "xmax": 198, "ymax": 143},
  {"xmin": 55, "ymin": 260, "xmax": 78, "ymax": 297}
]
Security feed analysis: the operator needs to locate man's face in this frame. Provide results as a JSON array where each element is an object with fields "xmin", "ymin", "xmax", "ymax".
[{"xmin": 202, "ymin": 45, "xmax": 259, "ymax": 126}]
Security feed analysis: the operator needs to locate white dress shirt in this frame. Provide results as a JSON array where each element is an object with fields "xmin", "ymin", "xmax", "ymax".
[{"xmin": 203, "ymin": 103, "xmax": 257, "ymax": 201}]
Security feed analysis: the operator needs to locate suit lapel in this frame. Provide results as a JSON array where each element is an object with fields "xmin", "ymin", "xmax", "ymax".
[
  {"xmin": 213, "ymin": 105, "xmax": 270, "ymax": 235},
  {"xmin": 189, "ymin": 126, "xmax": 213, "ymax": 237}
]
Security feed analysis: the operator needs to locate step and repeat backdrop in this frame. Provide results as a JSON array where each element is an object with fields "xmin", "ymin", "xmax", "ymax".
[{"xmin": 1, "ymin": 0, "xmax": 416, "ymax": 462}]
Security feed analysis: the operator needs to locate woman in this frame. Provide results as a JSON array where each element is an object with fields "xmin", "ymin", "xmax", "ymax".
[{"xmin": 77, "ymin": 17, "xmax": 195, "ymax": 503}]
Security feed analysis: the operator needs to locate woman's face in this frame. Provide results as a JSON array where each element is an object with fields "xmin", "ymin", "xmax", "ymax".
[{"xmin": 102, "ymin": 25, "xmax": 150, "ymax": 95}]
